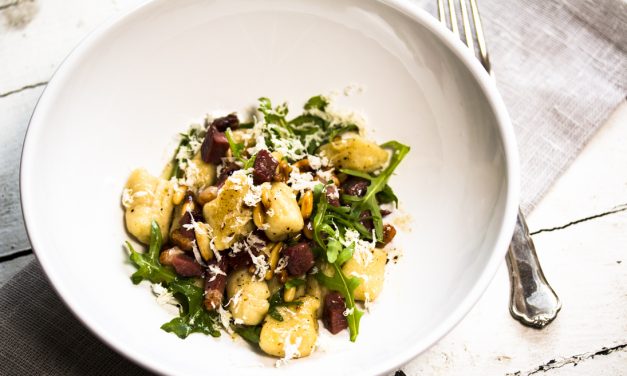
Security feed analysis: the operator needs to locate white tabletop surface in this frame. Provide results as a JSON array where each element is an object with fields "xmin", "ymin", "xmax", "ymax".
[{"xmin": 1, "ymin": 1, "xmax": 626, "ymax": 374}]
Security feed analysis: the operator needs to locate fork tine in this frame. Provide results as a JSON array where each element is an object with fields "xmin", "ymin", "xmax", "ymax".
[
  {"xmin": 469, "ymin": 0, "xmax": 492, "ymax": 73},
  {"xmin": 458, "ymin": 0, "xmax": 474, "ymax": 51},
  {"xmin": 438, "ymin": 0, "xmax": 446, "ymax": 24},
  {"xmin": 447, "ymin": 0, "xmax": 460, "ymax": 38}
]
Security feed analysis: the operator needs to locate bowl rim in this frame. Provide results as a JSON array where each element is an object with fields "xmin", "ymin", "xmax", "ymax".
[{"xmin": 19, "ymin": 0, "xmax": 520, "ymax": 374}]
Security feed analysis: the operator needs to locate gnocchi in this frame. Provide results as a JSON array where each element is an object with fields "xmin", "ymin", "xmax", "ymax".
[
  {"xmin": 226, "ymin": 269, "xmax": 271, "ymax": 326},
  {"xmin": 123, "ymin": 168, "xmax": 174, "ymax": 244},
  {"xmin": 203, "ymin": 171, "xmax": 254, "ymax": 250},
  {"xmin": 319, "ymin": 134, "xmax": 389, "ymax": 172},
  {"xmin": 342, "ymin": 248, "xmax": 387, "ymax": 301},
  {"xmin": 262, "ymin": 182, "xmax": 304, "ymax": 241},
  {"xmin": 259, "ymin": 296, "xmax": 320, "ymax": 358}
]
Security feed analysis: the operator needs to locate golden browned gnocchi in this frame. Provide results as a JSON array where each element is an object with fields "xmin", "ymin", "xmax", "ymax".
[
  {"xmin": 259, "ymin": 296, "xmax": 320, "ymax": 358},
  {"xmin": 123, "ymin": 168, "xmax": 174, "ymax": 244},
  {"xmin": 203, "ymin": 171, "xmax": 253, "ymax": 250},
  {"xmin": 226, "ymin": 269, "xmax": 270, "ymax": 325},
  {"xmin": 319, "ymin": 133, "xmax": 389, "ymax": 172},
  {"xmin": 262, "ymin": 182, "xmax": 304, "ymax": 241},
  {"xmin": 342, "ymin": 248, "xmax": 387, "ymax": 301}
]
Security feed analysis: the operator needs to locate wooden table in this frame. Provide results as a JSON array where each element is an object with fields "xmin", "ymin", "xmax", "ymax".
[{"xmin": 2, "ymin": 1, "xmax": 625, "ymax": 374}]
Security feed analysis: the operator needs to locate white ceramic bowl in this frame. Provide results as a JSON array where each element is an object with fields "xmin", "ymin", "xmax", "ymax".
[{"xmin": 21, "ymin": 0, "xmax": 519, "ymax": 374}]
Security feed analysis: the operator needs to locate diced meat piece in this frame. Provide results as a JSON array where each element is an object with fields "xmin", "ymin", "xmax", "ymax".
[
  {"xmin": 380, "ymin": 209, "xmax": 392, "ymax": 217},
  {"xmin": 171, "ymin": 254, "xmax": 204, "ymax": 277},
  {"xmin": 201, "ymin": 125, "xmax": 229, "ymax": 164},
  {"xmin": 377, "ymin": 224, "xmax": 397, "ymax": 247},
  {"xmin": 159, "ymin": 246, "xmax": 184, "ymax": 266},
  {"xmin": 323, "ymin": 292, "xmax": 348, "ymax": 334},
  {"xmin": 170, "ymin": 201, "xmax": 203, "ymax": 251},
  {"xmin": 170, "ymin": 228, "xmax": 194, "ymax": 251},
  {"xmin": 359, "ymin": 210, "xmax": 374, "ymax": 232},
  {"xmin": 252, "ymin": 149, "xmax": 278, "ymax": 185},
  {"xmin": 283, "ymin": 242, "xmax": 315, "ymax": 276},
  {"xmin": 210, "ymin": 114, "xmax": 239, "ymax": 132},
  {"xmin": 204, "ymin": 257, "xmax": 228, "ymax": 310},
  {"xmin": 325, "ymin": 185, "xmax": 340, "ymax": 207},
  {"xmin": 215, "ymin": 162, "xmax": 241, "ymax": 188},
  {"xmin": 227, "ymin": 249, "xmax": 253, "ymax": 271},
  {"xmin": 341, "ymin": 177, "xmax": 369, "ymax": 197}
]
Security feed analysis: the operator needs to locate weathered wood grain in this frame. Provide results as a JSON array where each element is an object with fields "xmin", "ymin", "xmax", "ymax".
[{"xmin": 0, "ymin": 0, "xmax": 144, "ymax": 256}]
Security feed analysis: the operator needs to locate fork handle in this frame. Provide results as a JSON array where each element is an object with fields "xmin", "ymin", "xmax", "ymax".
[{"xmin": 505, "ymin": 209, "xmax": 561, "ymax": 328}]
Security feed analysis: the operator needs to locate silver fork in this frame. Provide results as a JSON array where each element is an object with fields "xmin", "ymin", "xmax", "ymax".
[{"xmin": 438, "ymin": 0, "xmax": 561, "ymax": 328}]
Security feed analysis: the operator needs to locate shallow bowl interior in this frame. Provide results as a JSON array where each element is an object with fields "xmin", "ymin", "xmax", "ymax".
[{"xmin": 21, "ymin": 0, "xmax": 518, "ymax": 374}]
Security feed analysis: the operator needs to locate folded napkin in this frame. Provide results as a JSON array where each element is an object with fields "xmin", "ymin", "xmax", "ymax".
[{"xmin": 1, "ymin": 0, "xmax": 625, "ymax": 374}]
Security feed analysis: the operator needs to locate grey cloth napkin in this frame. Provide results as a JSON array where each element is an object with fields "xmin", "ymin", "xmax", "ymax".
[{"xmin": 1, "ymin": 0, "xmax": 625, "ymax": 375}]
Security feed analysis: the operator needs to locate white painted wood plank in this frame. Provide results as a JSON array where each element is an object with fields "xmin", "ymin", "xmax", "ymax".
[
  {"xmin": 0, "ymin": 86, "xmax": 44, "ymax": 255},
  {"xmin": 0, "ymin": 0, "xmax": 143, "ymax": 255},
  {"xmin": 398, "ymin": 103, "xmax": 627, "ymax": 375}
]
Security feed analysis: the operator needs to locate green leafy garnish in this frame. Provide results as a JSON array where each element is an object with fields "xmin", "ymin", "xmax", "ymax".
[
  {"xmin": 341, "ymin": 141, "xmax": 410, "ymax": 241},
  {"xmin": 316, "ymin": 264, "xmax": 364, "ymax": 342},
  {"xmin": 168, "ymin": 126, "xmax": 204, "ymax": 180},
  {"xmin": 284, "ymin": 278, "xmax": 306, "ymax": 289},
  {"xmin": 161, "ymin": 281, "xmax": 220, "ymax": 339},
  {"xmin": 127, "ymin": 221, "xmax": 175, "ymax": 285},
  {"xmin": 267, "ymin": 288, "xmax": 302, "ymax": 322},
  {"xmin": 127, "ymin": 220, "xmax": 221, "ymax": 339},
  {"xmin": 225, "ymin": 127, "xmax": 257, "ymax": 169},
  {"xmin": 234, "ymin": 325, "xmax": 262, "ymax": 344},
  {"xmin": 309, "ymin": 141, "xmax": 410, "ymax": 342},
  {"xmin": 256, "ymin": 96, "xmax": 359, "ymax": 159},
  {"xmin": 225, "ymin": 128, "xmax": 245, "ymax": 160}
]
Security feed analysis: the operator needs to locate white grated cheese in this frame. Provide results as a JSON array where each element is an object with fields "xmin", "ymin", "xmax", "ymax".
[
  {"xmin": 121, "ymin": 189, "xmax": 134, "ymax": 208},
  {"xmin": 275, "ymin": 333, "xmax": 302, "ymax": 367},
  {"xmin": 274, "ymin": 257, "xmax": 288, "ymax": 273},
  {"xmin": 243, "ymin": 178, "xmax": 263, "ymax": 207},
  {"xmin": 342, "ymin": 229, "xmax": 375, "ymax": 266},
  {"xmin": 286, "ymin": 168, "xmax": 319, "ymax": 194},
  {"xmin": 190, "ymin": 240, "xmax": 206, "ymax": 267},
  {"xmin": 151, "ymin": 284, "xmax": 179, "ymax": 307},
  {"xmin": 226, "ymin": 289, "xmax": 243, "ymax": 308},
  {"xmin": 216, "ymin": 305, "xmax": 234, "ymax": 335},
  {"xmin": 343, "ymin": 307, "xmax": 354, "ymax": 316},
  {"xmin": 207, "ymin": 264, "xmax": 226, "ymax": 282}
]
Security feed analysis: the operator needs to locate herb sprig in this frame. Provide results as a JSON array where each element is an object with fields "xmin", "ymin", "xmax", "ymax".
[{"xmin": 257, "ymin": 96, "xmax": 359, "ymax": 159}]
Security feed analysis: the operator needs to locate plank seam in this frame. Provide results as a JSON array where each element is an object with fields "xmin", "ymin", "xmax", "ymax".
[
  {"xmin": 0, "ymin": 81, "xmax": 47, "ymax": 98},
  {"xmin": 531, "ymin": 203, "xmax": 627, "ymax": 235}
]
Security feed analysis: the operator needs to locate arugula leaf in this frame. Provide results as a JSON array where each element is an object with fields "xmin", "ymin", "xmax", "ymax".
[
  {"xmin": 234, "ymin": 325, "xmax": 262, "ymax": 344},
  {"xmin": 284, "ymin": 278, "xmax": 306, "ymax": 289},
  {"xmin": 225, "ymin": 127, "xmax": 257, "ymax": 168},
  {"xmin": 225, "ymin": 128, "xmax": 245, "ymax": 160},
  {"xmin": 303, "ymin": 95, "xmax": 329, "ymax": 111},
  {"xmin": 127, "ymin": 221, "xmax": 176, "ymax": 285},
  {"xmin": 267, "ymin": 288, "xmax": 302, "ymax": 322},
  {"xmin": 127, "ymin": 220, "xmax": 221, "ymax": 339},
  {"xmin": 161, "ymin": 280, "xmax": 220, "ymax": 339},
  {"xmin": 326, "ymin": 238, "xmax": 342, "ymax": 264},
  {"xmin": 316, "ymin": 263, "xmax": 364, "ymax": 342},
  {"xmin": 341, "ymin": 141, "xmax": 410, "ymax": 240},
  {"xmin": 168, "ymin": 127, "xmax": 204, "ymax": 180},
  {"xmin": 377, "ymin": 184, "xmax": 398, "ymax": 206}
]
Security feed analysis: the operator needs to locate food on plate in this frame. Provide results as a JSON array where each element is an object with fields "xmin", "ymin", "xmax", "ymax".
[{"xmin": 122, "ymin": 94, "xmax": 409, "ymax": 363}]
